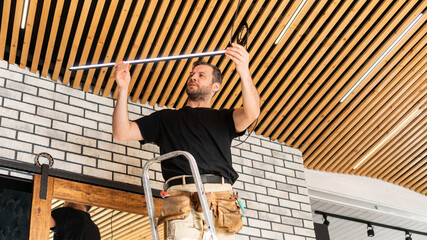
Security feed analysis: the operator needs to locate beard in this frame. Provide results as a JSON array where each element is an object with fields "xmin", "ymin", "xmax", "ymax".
[{"xmin": 186, "ymin": 83, "xmax": 212, "ymax": 101}]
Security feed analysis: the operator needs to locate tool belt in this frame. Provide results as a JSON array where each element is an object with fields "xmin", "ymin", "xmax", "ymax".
[{"xmin": 157, "ymin": 190, "xmax": 243, "ymax": 233}]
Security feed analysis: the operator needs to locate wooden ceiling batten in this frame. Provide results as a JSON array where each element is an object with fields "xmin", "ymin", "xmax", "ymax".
[
  {"xmin": 30, "ymin": 0, "xmax": 51, "ymax": 73},
  {"xmin": 9, "ymin": 0, "xmax": 24, "ymax": 64},
  {"xmin": 0, "ymin": 0, "xmax": 11, "ymax": 60},
  {"xmin": 19, "ymin": 0, "xmax": 37, "ymax": 69}
]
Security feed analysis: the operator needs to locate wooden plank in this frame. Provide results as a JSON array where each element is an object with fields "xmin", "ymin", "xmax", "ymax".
[
  {"xmin": 19, "ymin": 0, "xmax": 38, "ymax": 67},
  {"xmin": 0, "ymin": 0, "xmax": 11, "ymax": 60},
  {"xmin": 71, "ymin": 0, "xmax": 106, "ymax": 88},
  {"xmin": 9, "ymin": 0, "xmax": 24, "ymax": 64},
  {"xmin": 41, "ymin": 0, "xmax": 65, "ymax": 77},
  {"xmin": 62, "ymin": 0, "xmax": 92, "ymax": 85},
  {"xmin": 29, "ymin": 174, "xmax": 54, "ymax": 240},
  {"xmin": 52, "ymin": 0, "xmax": 79, "ymax": 81},
  {"xmin": 52, "ymin": 177, "xmax": 163, "ymax": 216},
  {"xmin": 29, "ymin": 0, "xmax": 51, "ymax": 73}
]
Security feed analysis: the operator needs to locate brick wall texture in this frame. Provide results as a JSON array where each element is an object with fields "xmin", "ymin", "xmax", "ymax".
[{"xmin": 0, "ymin": 61, "xmax": 315, "ymax": 240}]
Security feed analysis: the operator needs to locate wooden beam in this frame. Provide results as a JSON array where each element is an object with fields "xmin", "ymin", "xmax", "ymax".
[{"xmin": 29, "ymin": 174, "xmax": 54, "ymax": 240}]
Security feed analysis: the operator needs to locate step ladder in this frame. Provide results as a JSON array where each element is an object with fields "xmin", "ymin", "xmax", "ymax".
[{"xmin": 142, "ymin": 151, "xmax": 218, "ymax": 240}]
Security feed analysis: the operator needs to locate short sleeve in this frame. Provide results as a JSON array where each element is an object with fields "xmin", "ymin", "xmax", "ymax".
[{"xmin": 134, "ymin": 111, "xmax": 163, "ymax": 145}]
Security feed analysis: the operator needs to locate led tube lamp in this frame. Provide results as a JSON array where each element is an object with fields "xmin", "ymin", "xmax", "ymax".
[{"xmin": 69, "ymin": 50, "xmax": 226, "ymax": 71}]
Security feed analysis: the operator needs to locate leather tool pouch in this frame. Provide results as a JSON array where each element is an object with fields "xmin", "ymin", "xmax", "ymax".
[
  {"xmin": 213, "ymin": 199, "xmax": 243, "ymax": 233},
  {"xmin": 157, "ymin": 193, "xmax": 191, "ymax": 226}
]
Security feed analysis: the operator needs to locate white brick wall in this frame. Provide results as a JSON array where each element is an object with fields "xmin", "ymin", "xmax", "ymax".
[{"xmin": 0, "ymin": 61, "xmax": 315, "ymax": 240}]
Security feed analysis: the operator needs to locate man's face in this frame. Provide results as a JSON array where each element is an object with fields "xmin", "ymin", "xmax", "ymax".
[{"xmin": 186, "ymin": 65, "xmax": 218, "ymax": 101}]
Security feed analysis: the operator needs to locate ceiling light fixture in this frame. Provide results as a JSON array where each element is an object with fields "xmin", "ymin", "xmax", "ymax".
[
  {"xmin": 340, "ymin": 13, "xmax": 423, "ymax": 103},
  {"xmin": 405, "ymin": 231, "xmax": 412, "ymax": 240},
  {"xmin": 367, "ymin": 223, "xmax": 375, "ymax": 237},
  {"xmin": 274, "ymin": 0, "xmax": 307, "ymax": 45},
  {"xmin": 21, "ymin": 0, "xmax": 30, "ymax": 29},
  {"xmin": 322, "ymin": 214, "xmax": 330, "ymax": 226},
  {"xmin": 353, "ymin": 108, "xmax": 422, "ymax": 169}
]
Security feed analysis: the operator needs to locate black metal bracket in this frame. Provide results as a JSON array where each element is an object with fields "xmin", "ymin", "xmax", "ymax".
[{"xmin": 39, "ymin": 164, "xmax": 49, "ymax": 199}]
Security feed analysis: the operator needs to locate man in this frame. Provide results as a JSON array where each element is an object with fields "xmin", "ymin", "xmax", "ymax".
[
  {"xmin": 50, "ymin": 201, "xmax": 100, "ymax": 240},
  {"xmin": 113, "ymin": 43, "xmax": 260, "ymax": 239}
]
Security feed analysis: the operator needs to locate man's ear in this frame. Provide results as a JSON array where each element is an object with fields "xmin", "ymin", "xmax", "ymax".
[{"xmin": 212, "ymin": 82, "xmax": 221, "ymax": 92}]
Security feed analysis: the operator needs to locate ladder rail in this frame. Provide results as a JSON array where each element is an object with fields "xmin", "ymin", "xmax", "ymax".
[{"xmin": 142, "ymin": 150, "xmax": 218, "ymax": 240}]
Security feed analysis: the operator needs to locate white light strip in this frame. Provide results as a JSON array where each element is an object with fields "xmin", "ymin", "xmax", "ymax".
[
  {"xmin": 274, "ymin": 0, "xmax": 307, "ymax": 45},
  {"xmin": 21, "ymin": 0, "xmax": 30, "ymax": 29},
  {"xmin": 353, "ymin": 108, "xmax": 422, "ymax": 169},
  {"xmin": 340, "ymin": 13, "xmax": 423, "ymax": 103},
  {"xmin": 69, "ymin": 50, "xmax": 226, "ymax": 71}
]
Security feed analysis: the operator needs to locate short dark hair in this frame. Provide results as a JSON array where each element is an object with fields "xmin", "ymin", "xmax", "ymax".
[{"xmin": 193, "ymin": 60, "xmax": 222, "ymax": 85}]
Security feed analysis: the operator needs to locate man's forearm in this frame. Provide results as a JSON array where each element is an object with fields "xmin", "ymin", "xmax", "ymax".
[
  {"xmin": 112, "ymin": 88, "xmax": 131, "ymax": 140},
  {"xmin": 240, "ymin": 73, "xmax": 260, "ymax": 120}
]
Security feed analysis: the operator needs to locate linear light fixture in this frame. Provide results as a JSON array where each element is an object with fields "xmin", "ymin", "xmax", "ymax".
[
  {"xmin": 353, "ymin": 108, "xmax": 422, "ymax": 169},
  {"xmin": 340, "ymin": 13, "xmax": 423, "ymax": 103},
  {"xmin": 21, "ymin": 0, "xmax": 30, "ymax": 29},
  {"xmin": 69, "ymin": 50, "xmax": 226, "ymax": 71},
  {"xmin": 274, "ymin": 0, "xmax": 307, "ymax": 45}
]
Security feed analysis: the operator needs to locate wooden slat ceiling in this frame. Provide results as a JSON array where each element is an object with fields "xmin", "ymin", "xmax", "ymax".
[{"xmin": 0, "ymin": 0, "xmax": 426, "ymax": 196}]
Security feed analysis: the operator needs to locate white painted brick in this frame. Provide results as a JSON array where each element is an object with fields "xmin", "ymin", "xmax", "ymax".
[
  {"xmin": 86, "ymin": 93, "xmax": 113, "ymax": 106},
  {"xmin": 83, "ymin": 166, "xmax": 112, "ymax": 180},
  {"xmin": 298, "ymin": 186, "xmax": 308, "ymax": 195},
  {"xmin": 10, "ymin": 171, "xmax": 33, "ymax": 180},
  {"xmin": 265, "ymin": 172, "xmax": 286, "ymax": 183},
  {"xmin": 140, "ymin": 143, "xmax": 160, "ymax": 153},
  {"xmin": 263, "ymin": 155, "xmax": 284, "ymax": 166},
  {"xmin": 232, "ymin": 141, "xmax": 250, "ymax": 150},
  {"xmin": 2, "ymin": 118, "xmax": 34, "ymax": 132},
  {"xmin": 295, "ymin": 170, "xmax": 305, "ymax": 179},
  {"xmin": 251, "ymin": 145, "xmax": 272, "ymax": 156},
  {"xmin": 7, "ymin": 80, "xmax": 38, "ymax": 96},
  {"xmin": 286, "ymin": 160, "xmax": 304, "ymax": 171},
  {"xmin": 18, "ymin": 132, "xmax": 50, "ymax": 146},
  {"xmin": 242, "ymin": 166, "xmax": 264, "ymax": 177},
  {"xmin": 52, "ymin": 121, "xmax": 82, "ymax": 135},
  {"xmin": 270, "ymin": 205, "xmax": 292, "ymax": 217},
  {"xmin": 256, "ymin": 194, "xmax": 278, "ymax": 205},
  {"xmin": 272, "ymin": 150, "xmax": 293, "ymax": 161},
  {"xmin": 114, "ymin": 172, "xmax": 141, "ymax": 185},
  {"xmin": 237, "ymin": 173, "xmax": 254, "ymax": 183},
  {"xmin": 51, "ymin": 139, "xmax": 82, "ymax": 153},
  {"xmin": 0, "ymin": 60, "xmax": 7, "ymax": 68},
  {"xmin": 234, "ymin": 234, "xmax": 249, "ymax": 240},
  {"xmin": 261, "ymin": 139, "xmax": 282, "ymax": 151},
  {"xmin": 129, "ymin": 112, "xmax": 143, "ymax": 122},
  {"xmin": 39, "ymin": 88, "xmax": 69, "ymax": 103},
  {"xmin": 67, "ymin": 134, "xmax": 97, "ymax": 147},
  {"xmin": 0, "ymin": 147, "xmax": 15, "ymax": 159},
  {"xmin": 85, "ymin": 110, "xmax": 111, "ymax": 124},
  {"xmin": 127, "ymin": 103, "xmax": 142, "ymax": 114},
  {"xmin": 34, "ymin": 145, "xmax": 65, "ymax": 160},
  {"xmin": 99, "ymin": 105, "xmax": 114, "ymax": 115},
  {"xmin": 0, "ymin": 68, "xmax": 23, "ymax": 81},
  {"xmin": 261, "ymin": 229, "xmax": 283, "ymax": 240},
  {"xmin": 0, "ymin": 168, "xmax": 9, "ymax": 175},
  {"xmin": 259, "ymin": 212, "xmax": 281, "ymax": 223},
  {"xmin": 114, "ymin": 139, "xmax": 140, "ymax": 149},
  {"xmin": 0, "ymin": 78, "xmax": 4, "ymax": 86},
  {"xmin": 254, "ymin": 177, "xmax": 276, "ymax": 188},
  {"xmin": 149, "ymin": 162, "xmax": 161, "ymax": 172},
  {"xmin": 56, "ymin": 84, "xmax": 85, "ymax": 98},
  {"xmin": 303, "ymin": 219, "xmax": 314, "ymax": 229},
  {"xmin": 241, "ymin": 150, "xmax": 262, "ymax": 161},
  {"xmin": 253, "ymin": 161, "xmax": 274, "ymax": 172},
  {"xmin": 66, "ymin": 153, "xmax": 96, "ymax": 167},
  {"xmin": 275, "ymin": 166, "xmax": 295, "ymax": 177},
  {"xmin": 52, "ymin": 160, "xmax": 82, "ymax": 174},
  {"xmin": 155, "ymin": 172, "xmax": 164, "ymax": 182},
  {"xmin": 0, "ymin": 87, "xmax": 22, "ymax": 100},
  {"xmin": 292, "ymin": 209, "xmax": 313, "ymax": 220},
  {"xmin": 37, "ymin": 107, "xmax": 67, "ymax": 121},
  {"xmin": 246, "ymin": 200, "xmax": 269, "ymax": 212},
  {"xmin": 24, "ymin": 75, "xmax": 54, "ymax": 90},
  {"xmin": 35, "ymin": 126, "xmax": 65, "ymax": 141},
  {"xmin": 84, "ymin": 128, "xmax": 111, "ymax": 142},
  {"xmin": 283, "ymin": 234, "xmax": 305, "ymax": 240},
  {"xmin": 141, "ymin": 107, "xmax": 154, "ymax": 116},
  {"xmin": 272, "ymin": 223, "xmax": 294, "ymax": 234},
  {"xmin": 283, "ymin": 145, "xmax": 302, "ymax": 156},
  {"xmin": 267, "ymin": 188, "xmax": 289, "ymax": 200},
  {"xmin": 70, "ymin": 97, "xmax": 97, "ymax": 111},
  {"xmin": 289, "ymin": 193, "xmax": 310, "ymax": 204},
  {"xmin": 230, "ymin": 147, "xmax": 240, "ymax": 156},
  {"xmin": 294, "ymin": 227, "xmax": 315, "ymax": 237},
  {"xmin": 238, "ymin": 190, "xmax": 256, "ymax": 201},
  {"xmin": 83, "ymin": 147, "xmax": 112, "ymax": 160},
  {"xmin": 277, "ymin": 182, "xmax": 298, "ymax": 193},
  {"xmin": 98, "ymin": 122, "xmax": 112, "ymax": 133},
  {"xmin": 128, "ymin": 165, "xmax": 142, "ymax": 177},
  {"xmin": 287, "ymin": 176, "xmax": 307, "ymax": 186},
  {"xmin": 232, "ymin": 163, "xmax": 242, "ymax": 172},
  {"xmin": 4, "ymin": 98, "xmax": 36, "ymax": 114},
  {"xmin": 0, "ymin": 107, "xmax": 19, "ymax": 118},
  {"xmin": 248, "ymin": 218, "xmax": 271, "ymax": 230},
  {"xmin": 55, "ymin": 102, "xmax": 84, "ymax": 116},
  {"xmin": 98, "ymin": 160, "xmax": 126, "ymax": 173},
  {"xmin": 243, "ymin": 135, "xmax": 261, "ymax": 146},
  {"xmin": 20, "ymin": 112, "xmax": 52, "ymax": 127},
  {"xmin": 113, "ymin": 153, "xmax": 141, "ymax": 167},
  {"xmin": 279, "ymin": 199, "xmax": 301, "ymax": 210},
  {"xmin": 127, "ymin": 147, "xmax": 154, "ymax": 160},
  {"xmin": 238, "ymin": 226, "xmax": 260, "ymax": 237},
  {"xmin": 8, "ymin": 64, "xmax": 39, "ymax": 77},
  {"xmin": 281, "ymin": 216, "xmax": 303, "ymax": 227},
  {"xmin": 232, "ymin": 156, "xmax": 252, "ymax": 167},
  {"xmin": 293, "ymin": 155, "xmax": 304, "ymax": 164},
  {"xmin": 69, "ymin": 115, "xmax": 97, "ymax": 129},
  {"xmin": 0, "ymin": 127, "xmax": 16, "ymax": 138}
]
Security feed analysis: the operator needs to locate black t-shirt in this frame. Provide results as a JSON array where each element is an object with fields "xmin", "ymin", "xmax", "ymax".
[
  {"xmin": 50, "ymin": 207, "xmax": 100, "ymax": 240},
  {"xmin": 135, "ymin": 106, "xmax": 245, "ymax": 184}
]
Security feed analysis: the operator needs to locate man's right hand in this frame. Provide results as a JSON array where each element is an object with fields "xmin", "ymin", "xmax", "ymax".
[{"xmin": 114, "ymin": 61, "xmax": 131, "ymax": 90}]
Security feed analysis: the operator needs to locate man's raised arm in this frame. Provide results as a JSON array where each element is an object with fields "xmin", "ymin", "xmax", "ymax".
[{"xmin": 112, "ymin": 62, "xmax": 143, "ymax": 141}]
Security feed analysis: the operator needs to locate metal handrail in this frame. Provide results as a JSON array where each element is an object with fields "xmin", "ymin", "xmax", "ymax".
[{"xmin": 142, "ymin": 151, "xmax": 218, "ymax": 240}]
